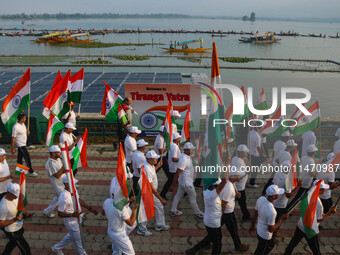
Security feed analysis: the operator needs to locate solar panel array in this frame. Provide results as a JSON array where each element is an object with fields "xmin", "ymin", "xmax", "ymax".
[{"xmin": 0, "ymin": 72, "xmax": 183, "ymax": 114}]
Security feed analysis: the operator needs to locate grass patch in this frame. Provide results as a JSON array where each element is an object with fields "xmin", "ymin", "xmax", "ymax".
[
  {"xmin": 72, "ymin": 59, "xmax": 111, "ymax": 64},
  {"xmin": 114, "ymin": 55, "xmax": 150, "ymax": 61},
  {"xmin": 58, "ymin": 42, "xmax": 164, "ymax": 48},
  {"xmin": 220, "ymin": 57, "xmax": 255, "ymax": 63},
  {"xmin": 0, "ymin": 56, "xmax": 66, "ymax": 64}
]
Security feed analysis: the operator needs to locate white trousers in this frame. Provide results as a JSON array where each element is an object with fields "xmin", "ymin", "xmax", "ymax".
[
  {"xmin": 43, "ymin": 195, "xmax": 59, "ymax": 215},
  {"xmin": 154, "ymin": 195, "xmax": 165, "ymax": 226},
  {"xmin": 171, "ymin": 185, "xmax": 201, "ymax": 214},
  {"xmin": 108, "ymin": 229, "xmax": 135, "ymax": 255},
  {"xmin": 53, "ymin": 218, "xmax": 87, "ymax": 255}
]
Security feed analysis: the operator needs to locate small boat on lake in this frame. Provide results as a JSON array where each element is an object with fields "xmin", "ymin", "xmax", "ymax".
[{"xmin": 162, "ymin": 38, "xmax": 212, "ymax": 53}]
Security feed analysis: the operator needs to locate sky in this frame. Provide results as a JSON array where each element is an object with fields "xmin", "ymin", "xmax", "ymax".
[{"xmin": 1, "ymin": 0, "xmax": 340, "ymax": 19}]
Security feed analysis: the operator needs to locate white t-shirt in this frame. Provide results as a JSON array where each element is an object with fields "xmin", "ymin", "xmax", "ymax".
[
  {"xmin": 317, "ymin": 168, "xmax": 335, "ymax": 199},
  {"xmin": 0, "ymin": 197, "xmax": 23, "ymax": 232},
  {"xmin": 277, "ymin": 150, "xmax": 292, "ymax": 166},
  {"xmin": 143, "ymin": 161, "xmax": 158, "ymax": 190},
  {"xmin": 297, "ymin": 198, "xmax": 323, "ymax": 234},
  {"xmin": 273, "ymin": 140, "xmax": 286, "ymax": 167},
  {"xmin": 247, "ymin": 130, "xmax": 261, "ymax": 157},
  {"xmin": 154, "ymin": 134, "xmax": 165, "ymax": 155},
  {"xmin": 273, "ymin": 171, "xmax": 291, "ymax": 208},
  {"xmin": 63, "ymin": 110, "xmax": 77, "ymax": 127},
  {"xmin": 301, "ymin": 131, "xmax": 316, "ymax": 157},
  {"xmin": 333, "ymin": 140, "xmax": 340, "ymax": 156},
  {"xmin": 59, "ymin": 130, "xmax": 75, "ymax": 159},
  {"xmin": 132, "ymin": 150, "xmax": 146, "ymax": 178},
  {"xmin": 220, "ymin": 181, "xmax": 236, "ymax": 213},
  {"xmin": 58, "ymin": 189, "xmax": 81, "ymax": 215},
  {"xmin": 45, "ymin": 157, "xmax": 65, "ymax": 195},
  {"xmin": 255, "ymin": 196, "xmax": 277, "ymax": 240},
  {"xmin": 0, "ymin": 160, "xmax": 11, "ymax": 194},
  {"xmin": 103, "ymin": 198, "xmax": 130, "ymax": 233},
  {"xmin": 12, "ymin": 122, "xmax": 27, "ymax": 147},
  {"xmin": 168, "ymin": 143, "xmax": 181, "ymax": 173},
  {"xmin": 230, "ymin": 156, "xmax": 248, "ymax": 191},
  {"xmin": 172, "ymin": 123, "xmax": 177, "ymax": 134},
  {"xmin": 124, "ymin": 135, "xmax": 137, "ymax": 164},
  {"xmin": 300, "ymin": 156, "xmax": 315, "ymax": 188},
  {"xmin": 177, "ymin": 153, "xmax": 194, "ymax": 186},
  {"xmin": 203, "ymin": 189, "xmax": 222, "ymax": 228}
]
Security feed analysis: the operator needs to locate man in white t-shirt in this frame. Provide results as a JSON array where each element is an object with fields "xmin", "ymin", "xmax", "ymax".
[
  {"xmin": 43, "ymin": 145, "xmax": 66, "ymax": 218},
  {"xmin": 160, "ymin": 133, "xmax": 181, "ymax": 200},
  {"xmin": 220, "ymin": 174, "xmax": 249, "ymax": 252},
  {"xmin": 0, "ymin": 183, "xmax": 31, "ymax": 254},
  {"xmin": 103, "ymin": 196, "xmax": 138, "ymax": 255},
  {"xmin": 170, "ymin": 142, "xmax": 204, "ymax": 218},
  {"xmin": 52, "ymin": 175, "xmax": 98, "ymax": 255},
  {"xmin": 62, "ymin": 102, "xmax": 80, "ymax": 137},
  {"xmin": 11, "ymin": 113, "xmax": 38, "ymax": 177},
  {"xmin": 317, "ymin": 152, "xmax": 339, "ymax": 213},
  {"xmin": 131, "ymin": 139, "xmax": 148, "ymax": 195},
  {"xmin": 301, "ymin": 129, "xmax": 317, "ymax": 157},
  {"xmin": 285, "ymin": 180, "xmax": 337, "ymax": 255},
  {"xmin": 276, "ymin": 139, "xmax": 297, "ymax": 166},
  {"xmin": 250, "ymin": 185, "xmax": 289, "ymax": 255},
  {"xmin": 124, "ymin": 126, "xmax": 141, "ymax": 169},
  {"xmin": 0, "ymin": 148, "xmax": 14, "ymax": 201}
]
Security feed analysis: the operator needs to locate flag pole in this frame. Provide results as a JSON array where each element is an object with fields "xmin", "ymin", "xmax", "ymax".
[{"xmin": 319, "ymin": 124, "xmax": 322, "ymax": 163}]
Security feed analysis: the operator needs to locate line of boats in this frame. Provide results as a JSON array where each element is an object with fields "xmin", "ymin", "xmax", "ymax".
[
  {"xmin": 238, "ymin": 32, "xmax": 281, "ymax": 44},
  {"xmin": 30, "ymin": 30, "xmax": 96, "ymax": 43}
]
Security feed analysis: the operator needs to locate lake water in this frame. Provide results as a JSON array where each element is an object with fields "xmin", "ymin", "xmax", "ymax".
[{"xmin": 0, "ymin": 18, "xmax": 340, "ymax": 116}]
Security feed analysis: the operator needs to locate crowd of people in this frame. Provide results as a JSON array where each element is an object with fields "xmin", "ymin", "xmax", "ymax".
[{"xmin": 0, "ymin": 97, "xmax": 339, "ymax": 255}]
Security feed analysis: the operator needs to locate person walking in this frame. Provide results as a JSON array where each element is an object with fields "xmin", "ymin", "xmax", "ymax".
[
  {"xmin": 0, "ymin": 148, "xmax": 14, "ymax": 201},
  {"xmin": 59, "ymin": 123, "xmax": 79, "ymax": 175},
  {"xmin": 131, "ymin": 139, "xmax": 148, "ymax": 195},
  {"xmin": 124, "ymin": 126, "xmax": 141, "ymax": 170}
]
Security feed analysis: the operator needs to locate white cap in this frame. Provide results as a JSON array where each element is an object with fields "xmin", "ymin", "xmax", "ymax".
[
  {"xmin": 286, "ymin": 140, "xmax": 298, "ymax": 147},
  {"xmin": 65, "ymin": 122, "xmax": 76, "ymax": 130},
  {"xmin": 237, "ymin": 144, "xmax": 249, "ymax": 153},
  {"xmin": 173, "ymin": 132, "xmax": 181, "ymax": 140},
  {"xmin": 0, "ymin": 148, "xmax": 6, "ymax": 156},
  {"xmin": 266, "ymin": 185, "xmax": 285, "ymax": 196},
  {"xmin": 184, "ymin": 142, "xmax": 195, "ymax": 150},
  {"xmin": 281, "ymin": 131, "xmax": 291, "ymax": 137},
  {"xmin": 129, "ymin": 126, "xmax": 141, "ymax": 134},
  {"xmin": 137, "ymin": 139, "xmax": 148, "ymax": 147},
  {"xmin": 212, "ymin": 178, "xmax": 221, "ymax": 186},
  {"xmin": 313, "ymin": 179, "xmax": 330, "ymax": 189},
  {"xmin": 159, "ymin": 126, "xmax": 164, "ymax": 132},
  {"xmin": 307, "ymin": 144, "xmax": 318, "ymax": 153},
  {"xmin": 7, "ymin": 183, "xmax": 20, "ymax": 198},
  {"xmin": 49, "ymin": 145, "xmax": 61, "ymax": 153},
  {"xmin": 327, "ymin": 152, "xmax": 335, "ymax": 161},
  {"xmin": 62, "ymin": 175, "xmax": 79, "ymax": 184},
  {"xmin": 146, "ymin": 150, "xmax": 160, "ymax": 159},
  {"xmin": 172, "ymin": 110, "xmax": 181, "ymax": 117}
]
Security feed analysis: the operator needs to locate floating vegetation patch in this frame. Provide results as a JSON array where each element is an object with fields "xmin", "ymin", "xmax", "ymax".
[
  {"xmin": 220, "ymin": 57, "xmax": 255, "ymax": 63},
  {"xmin": 71, "ymin": 59, "xmax": 111, "ymax": 64},
  {"xmin": 114, "ymin": 55, "xmax": 150, "ymax": 61}
]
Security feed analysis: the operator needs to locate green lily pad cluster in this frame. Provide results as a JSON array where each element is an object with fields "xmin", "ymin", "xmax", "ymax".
[
  {"xmin": 220, "ymin": 57, "xmax": 255, "ymax": 63},
  {"xmin": 114, "ymin": 55, "xmax": 150, "ymax": 61}
]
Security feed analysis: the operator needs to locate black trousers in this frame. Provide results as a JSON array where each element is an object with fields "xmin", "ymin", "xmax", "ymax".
[
  {"xmin": 192, "ymin": 225, "xmax": 222, "ymax": 255},
  {"xmin": 133, "ymin": 176, "xmax": 140, "ymax": 196},
  {"xmin": 3, "ymin": 228, "xmax": 31, "ymax": 255},
  {"xmin": 275, "ymin": 207, "xmax": 286, "ymax": 222},
  {"xmin": 254, "ymin": 235, "xmax": 275, "ymax": 255},
  {"xmin": 261, "ymin": 172, "xmax": 275, "ymax": 196},
  {"xmin": 17, "ymin": 146, "xmax": 33, "ymax": 173},
  {"xmin": 321, "ymin": 197, "xmax": 333, "ymax": 214},
  {"xmin": 284, "ymin": 227, "xmax": 321, "ymax": 255},
  {"xmin": 70, "ymin": 158, "xmax": 77, "ymax": 176},
  {"xmin": 222, "ymin": 212, "xmax": 242, "ymax": 249},
  {"xmin": 159, "ymin": 154, "xmax": 170, "ymax": 195},
  {"xmin": 286, "ymin": 187, "xmax": 309, "ymax": 212},
  {"xmin": 236, "ymin": 189, "xmax": 250, "ymax": 219},
  {"xmin": 160, "ymin": 172, "xmax": 175, "ymax": 198},
  {"xmin": 249, "ymin": 155, "xmax": 265, "ymax": 185}
]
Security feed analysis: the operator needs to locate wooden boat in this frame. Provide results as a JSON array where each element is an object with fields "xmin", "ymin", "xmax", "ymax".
[
  {"xmin": 162, "ymin": 37, "xmax": 212, "ymax": 53},
  {"xmin": 31, "ymin": 31, "xmax": 96, "ymax": 43},
  {"xmin": 211, "ymin": 33, "xmax": 226, "ymax": 37},
  {"xmin": 329, "ymin": 35, "xmax": 340, "ymax": 38},
  {"xmin": 238, "ymin": 37, "xmax": 253, "ymax": 43},
  {"xmin": 161, "ymin": 47, "xmax": 212, "ymax": 53},
  {"xmin": 239, "ymin": 32, "xmax": 281, "ymax": 44}
]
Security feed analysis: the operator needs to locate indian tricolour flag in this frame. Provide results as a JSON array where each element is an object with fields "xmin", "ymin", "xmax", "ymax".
[
  {"xmin": 15, "ymin": 164, "xmax": 29, "ymax": 176},
  {"xmin": 1, "ymin": 68, "xmax": 30, "ymax": 133},
  {"xmin": 118, "ymin": 103, "xmax": 129, "ymax": 126},
  {"xmin": 300, "ymin": 180, "xmax": 322, "ymax": 239},
  {"xmin": 101, "ymin": 81, "xmax": 124, "ymax": 122},
  {"xmin": 46, "ymin": 112, "xmax": 64, "ymax": 146},
  {"xmin": 68, "ymin": 68, "xmax": 84, "ymax": 103},
  {"xmin": 256, "ymin": 88, "xmax": 269, "ymax": 110},
  {"xmin": 137, "ymin": 167, "xmax": 155, "ymax": 225},
  {"xmin": 114, "ymin": 143, "xmax": 129, "ymax": 210},
  {"xmin": 72, "ymin": 128, "xmax": 88, "ymax": 172},
  {"xmin": 180, "ymin": 106, "xmax": 191, "ymax": 145},
  {"xmin": 260, "ymin": 106, "xmax": 287, "ymax": 138},
  {"xmin": 293, "ymin": 101, "xmax": 320, "ymax": 136},
  {"xmin": 211, "ymin": 42, "xmax": 223, "ymax": 105},
  {"xmin": 43, "ymin": 71, "xmax": 62, "ymax": 119},
  {"xmin": 20, "ymin": 171, "xmax": 27, "ymax": 207},
  {"xmin": 286, "ymin": 148, "xmax": 299, "ymax": 191},
  {"xmin": 232, "ymin": 86, "xmax": 251, "ymax": 122},
  {"xmin": 225, "ymin": 103, "xmax": 234, "ymax": 140},
  {"xmin": 163, "ymin": 99, "xmax": 173, "ymax": 149}
]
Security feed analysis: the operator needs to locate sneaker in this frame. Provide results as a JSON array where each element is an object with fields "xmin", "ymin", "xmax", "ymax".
[
  {"xmin": 27, "ymin": 145, "xmax": 36, "ymax": 149},
  {"xmin": 27, "ymin": 172, "xmax": 38, "ymax": 177},
  {"xmin": 247, "ymin": 184, "xmax": 260, "ymax": 188},
  {"xmin": 51, "ymin": 246, "xmax": 64, "ymax": 255},
  {"xmin": 235, "ymin": 244, "xmax": 250, "ymax": 252},
  {"xmin": 43, "ymin": 211, "xmax": 55, "ymax": 218},
  {"xmin": 185, "ymin": 247, "xmax": 196, "ymax": 255},
  {"xmin": 137, "ymin": 229, "xmax": 152, "ymax": 236},
  {"xmin": 196, "ymin": 212, "xmax": 204, "ymax": 219},
  {"xmin": 170, "ymin": 209, "xmax": 183, "ymax": 216},
  {"xmin": 155, "ymin": 224, "xmax": 170, "ymax": 231}
]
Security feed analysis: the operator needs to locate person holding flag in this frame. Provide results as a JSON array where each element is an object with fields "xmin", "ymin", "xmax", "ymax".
[
  {"xmin": 11, "ymin": 113, "xmax": 38, "ymax": 177},
  {"xmin": 59, "ymin": 123, "xmax": 79, "ymax": 175},
  {"xmin": 62, "ymin": 102, "xmax": 80, "ymax": 137},
  {"xmin": 0, "ymin": 183, "xmax": 31, "ymax": 255},
  {"xmin": 276, "ymin": 139, "xmax": 297, "ymax": 166},
  {"xmin": 301, "ymin": 128, "xmax": 318, "ymax": 157},
  {"xmin": 122, "ymin": 96, "xmax": 134, "ymax": 130},
  {"xmin": 131, "ymin": 139, "xmax": 148, "ymax": 195},
  {"xmin": 52, "ymin": 175, "xmax": 98, "ymax": 255},
  {"xmin": 284, "ymin": 180, "xmax": 337, "ymax": 255},
  {"xmin": 0, "ymin": 148, "xmax": 14, "ymax": 201},
  {"xmin": 43, "ymin": 145, "xmax": 66, "ymax": 218},
  {"xmin": 124, "ymin": 126, "xmax": 141, "ymax": 169},
  {"xmin": 171, "ymin": 110, "xmax": 181, "ymax": 133}
]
